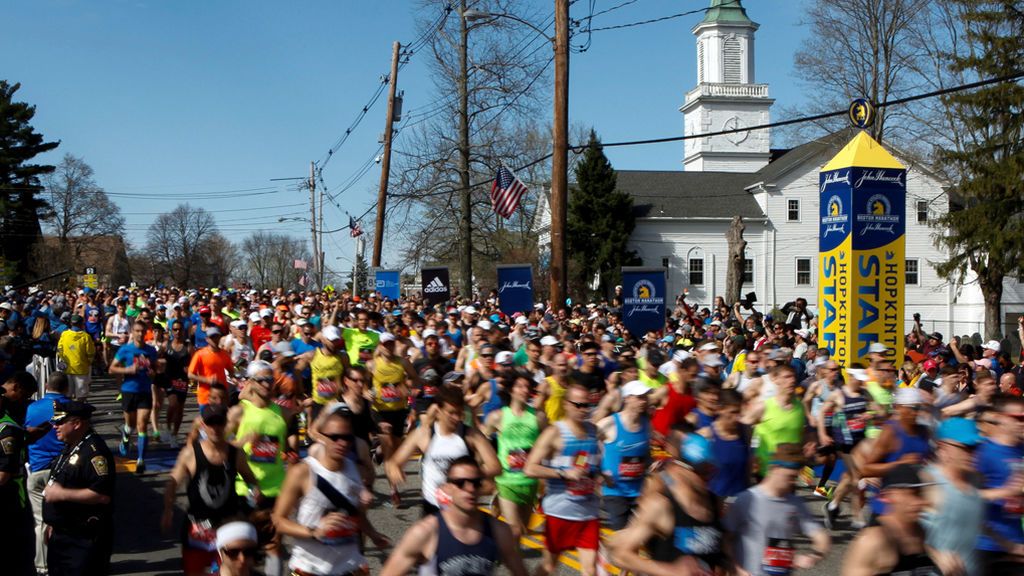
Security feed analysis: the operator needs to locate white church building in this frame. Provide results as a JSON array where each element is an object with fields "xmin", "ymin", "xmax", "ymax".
[{"xmin": 539, "ymin": 0, "xmax": 1024, "ymax": 343}]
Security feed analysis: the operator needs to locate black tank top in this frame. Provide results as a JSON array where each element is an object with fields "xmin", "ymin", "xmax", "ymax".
[
  {"xmin": 186, "ymin": 440, "xmax": 238, "ymax": 522},
  {"xmin": 165, "ymin": 343, "xmax": 191, "ymax": 381},
  {"xmin": 346, "ymin": 398, "xmax": 376, "ymax": 444},
  {"xmin": 647, "ymin": 472, "xmax": 724, "ymax": 568},
  {"xmin": 430, "ymin": 512, "xmax": 498, "ymax": 576}
]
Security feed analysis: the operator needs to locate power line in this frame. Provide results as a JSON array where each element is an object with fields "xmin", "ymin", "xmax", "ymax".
[{"xmin": 589, "ymin": 0, "xmax": 741, "ymax": 32}]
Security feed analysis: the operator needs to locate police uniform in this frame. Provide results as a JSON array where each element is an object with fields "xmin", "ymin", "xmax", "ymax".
[
  {"xmin": 0, "ymin": 405, "xmax": 35, "ymax": 574},
  {"xmin": 43, "ymin": 401, "xmax": 116, "ymax": 576}
]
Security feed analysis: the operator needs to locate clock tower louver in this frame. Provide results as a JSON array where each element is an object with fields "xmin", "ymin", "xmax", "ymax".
[{"xmin": 681, "ymin": 0, "xmax": 773, "ymax": 172}]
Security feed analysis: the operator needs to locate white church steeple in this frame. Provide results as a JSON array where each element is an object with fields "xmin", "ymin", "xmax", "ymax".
[{"xmin": 681, "ymin": 0, "xmax": 773, "ymax": 172}]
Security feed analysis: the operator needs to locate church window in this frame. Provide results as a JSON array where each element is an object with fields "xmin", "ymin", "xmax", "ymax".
[
  {"xmin": 723, "ymin": 36, "xmax": 742, "ymax": 83},
  {"xmin": 743, "ymin": 258, "xmax": 754, "ymax": 284},
  {"xmin": 688, "ymin": 257, "xmax": 705, "ymax": 286},
  {"xmin": 916, "ymin": 201, "xmax": 928, "ymax": 223},
  {"xmin": 906, "ymin": 259, "xmax": 919, "ymax": 285},
  {"xmin": 787, "ymin": 199, "xmax": 800, "ymax": 221},
  {"xmin": 796, "ymin": 258, "xmax": 811, "ymax": 285}
]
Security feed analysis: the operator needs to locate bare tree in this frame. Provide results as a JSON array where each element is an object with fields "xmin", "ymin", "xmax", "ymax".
[
  {"xmin": 780, "ymin": 0, "xmax": 928, "ymax": 146},
  {"xmin": 145, "ymin": 204, "xmax": 219, "ymax": 287},
  {"xmin": 724, "ymin": 216, "xmax": 747, "ymax": 306},
  {"xmin": 239, "ymin": 231, "xmax": 310, "ymax": 289}
]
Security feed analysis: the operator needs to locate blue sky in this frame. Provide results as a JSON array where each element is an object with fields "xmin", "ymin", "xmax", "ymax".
[{"xmin": 3, "ymin": 0, "xmax": 811, "ymax": 274}]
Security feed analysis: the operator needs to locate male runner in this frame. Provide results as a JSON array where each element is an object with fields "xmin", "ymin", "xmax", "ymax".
[
  {"xmin": 598, "ymin": 379, "xmax": 652, "ymax": 530},
  {"xmin": 381, "ymin": 456, "xmax": 528, "ymax": 576},
  {"xmin": 109, "ymin": 320, "xmax": 161, "ymax": 473}
]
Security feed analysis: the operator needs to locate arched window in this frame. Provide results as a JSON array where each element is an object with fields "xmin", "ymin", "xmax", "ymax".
[{"xmin": 723, "ymin": 35, "xmax": 741, "ymax": 83}]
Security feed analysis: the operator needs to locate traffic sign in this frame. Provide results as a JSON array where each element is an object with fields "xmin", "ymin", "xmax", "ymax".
[
  {"xmin": 84, "ymin": 266, "xmax": 96, "ymax": 275},
  {"xmin": 83, "ymin": 274, "xmax": 99, "ymax": 289}
]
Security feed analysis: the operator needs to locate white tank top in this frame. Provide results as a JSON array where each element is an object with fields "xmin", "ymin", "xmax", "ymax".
[
  {"xmin": 421, "ymin": 423, "xmax": 470, "ymax": 506},
  {"xmin": 288, "ymin": 456, "xmax": 366, "ymax": 575}
]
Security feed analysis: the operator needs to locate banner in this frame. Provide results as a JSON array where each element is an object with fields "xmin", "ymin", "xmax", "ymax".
[
  {"xmin": 420, "ymin": 266, "xmax": 450, "ymax": 306},
  {"xmin": 374, "ymin": 269, "xmax": 400, "ymax": 301},
  {"xmin": 621, "ymin": 267, "xmax": 667, "ymax": 337},
  {"xmin": 818, "ymin": 131, "xmax": 905, "ymax": 368},
  {"xmin": 496, "ymin": 264, "xmax": 533, "ymax": 315}
]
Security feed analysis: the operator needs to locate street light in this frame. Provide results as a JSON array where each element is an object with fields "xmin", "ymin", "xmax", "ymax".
[{"xmin": 461, "ymin": 1, "xmax": 569, "ymax": 310}]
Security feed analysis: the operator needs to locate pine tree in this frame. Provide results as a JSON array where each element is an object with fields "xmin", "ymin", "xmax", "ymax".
[
  {"xmin": 933, "ymin": 0, "xmax": 1024, "ymax": 340},
  {"xmin": 0, "ymin": 81, "xmax": 59, "ymax": 284},
  {"xmin": 567, "ymin": 130, "xmax": 639, "ymax": 299}
]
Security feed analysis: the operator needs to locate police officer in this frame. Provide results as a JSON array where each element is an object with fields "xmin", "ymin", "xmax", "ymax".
[
  {"xmin": 43, "ymin": 400, "xmax": 116, "ymax": 576},
  {"xmin": 0, "ymin": 380, "xmax": 34, "ymax": 575}
]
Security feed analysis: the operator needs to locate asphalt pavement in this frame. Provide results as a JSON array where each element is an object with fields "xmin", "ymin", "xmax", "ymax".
[{"xmin": 72, "ymin": 376, "xmax": 855, "ymax": 575}]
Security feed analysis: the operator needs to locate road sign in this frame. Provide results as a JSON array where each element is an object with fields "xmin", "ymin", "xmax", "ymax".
[
  {"xmin": 84, "ymin": 267, "xmax": 96, "ymax": 275},
  {"xmin": 82, "ymin": 274, "xmax": 99, "ymax": 289}
]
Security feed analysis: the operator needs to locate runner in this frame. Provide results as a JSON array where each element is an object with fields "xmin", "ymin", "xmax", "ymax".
[
  {"xmin": 103, "ymin": 299, "xmax": 130, "ymax": 372},
  {"xmin": 537, "ymin": 353, "xmax": 571, "ymax": 424},
  {"xmin": 524, "ymin": 383, "xmax": 603, "ymax": 576},
  {"xmin": 381, "ymin": 455, "xmax": 529, "ymax": 576},
  {"xmin": 701, "ymin": 388, "xmax": 752, "ymax": 500},
  {"xmin": 802, "ymin": 358, "xmax": 840, "ymax": 498},
  {"xmin": 573, "ymin": 341, "xmax": 608, "ymax": 408},
  {"xmin": 650, "ymin": 355, "xmax": 699, "ymax": 438},
  {"xmin": 163, "ymin": 323, "xmax": 195, "ymax": 448},
  {"xmin": 342, "ymin": 308, "xmax": 380, "ymax": 367},
  {"xmin": 820, "ymin": 366, "xmax": 875, "ymax": 529},
  {"xmin": 597, "ymin": 379, "xmax": 652, "ymax": 530},
  {"xmin": 386, "ymin": 385, "xmax": 500, "ymax": 515},
  {"xmin": 482, "ymin": 372, "xmax": 546, "ymax": 540},
  {"xmin": 109, "ymin": 320, "xmax": 161, "ymax": 473},
  {"xmin": 747, "ymin": 364, "xmax": 808, "ymax": 479},
  {"xmin": 723, "ymin": 443, "xmax": 831, "ymax": 576},
  {"xmin": 976, "ymin": 394, "xmax": 1024, "ymax": 575},
  {"xmin": 226, "ymin": 361, "xmax": 294, "ymax": 576},
  {"xmin": 215, "ymin": 521, "xmax": 259, "ymax": 576},
  {"xmin": 308, "ymin": 325, "xmax": 349, "ymax": 420},
  {"xmin": 842, "ymin": 464, "xmax": 942, "ymax": 576},
  {"xmin": 368, "ymin": 331, "xmax": 417, "ymax": 499},
  {"xmin": 56, "ymin": 313, "xmax": 95, "ymax": 400},
  {"xmin": 609, "ymin": 434, "xmax": 727, "ymax": 575},
  {"xmin": 162, "ymin": 404, "xmax": 260, "ymax": 576},
  {"xmin": 187, "ymin": 327, "xmax": 233, "ymax": 412},
  {"xmin": 272, "ymin": 408, "xmax": 390, "ymax": 576}
]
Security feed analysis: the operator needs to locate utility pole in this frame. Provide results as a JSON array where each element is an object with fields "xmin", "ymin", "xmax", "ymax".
[
  {"xmin": 550, "ymin": 0, "xmax": 570, "ymax": 310},
  {"xmin": 318, "ymin": 177, "xmax": 325, "ymax": 288},
  {"xmin": 458, "ymin": 0, "xmax": 473, "ymax": 300},
  {"xmin": 309, "ymin": 161, "xmax": 319, "ymax": 291},
  {"xmin": 372, "ymin": 41, "xmax": 402, "ymax": 269}
]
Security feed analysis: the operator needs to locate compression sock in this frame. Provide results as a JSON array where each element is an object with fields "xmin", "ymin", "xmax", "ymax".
[
  {"xmin": 827, "ymin": 500, "xmax": 839, "ymax": 511},
  {"xmin": 818, "ymin": 459, "xmax": 836, "ymax": 488},
  {"xmin": 137, "ymin": 432, "xmax": 147, "ymax": 461}
]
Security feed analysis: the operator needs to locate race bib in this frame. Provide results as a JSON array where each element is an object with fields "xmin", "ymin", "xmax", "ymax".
[
  {"xmin": 762, "ymin": 537, "xmax": 795, "ymax": 576},
  {"xmin": 250, "ymin": 435, "xmax": 279, "ymax": 463},
  {"xmin": 618, "ymin": 456, "xmax": 645, "ymax": 479},
  {"xmin": 422, "ymin": 384, "xmax": 438, "ymax": 399},
  {"xmin": 171, "ymin": 378, "xmax": 189, "ymax": 392},
  {"xmin": 847, "ymin": 414, "xmax": 867, "ymax": 432},
  {"xmin": 316, "ymin": 379, "xmax": 337, "ymax": 399},
  {"xmin": 319, "ymin": 513, "xmax": 359, "ymax": 545},
  {"xmin": 567, "ymin": 451, "xmax": 594, "ymax": 497},
  {"xmin": 1004, "ymin": 496, "xmax": 1024, "ymax": 516},
  {"xmin": 380, "ymin": 384, "xmax": 401, "ymax": 401},
  {"xmin": 506, "ymin": 449, "xmax": 528, "ymax": 472},
  {"xmin": 186, "ymin": 517, "xmax": 217, "ymax": 551},
  {"xmin": 587, "ymin": 390, "xmax": 602, "ymax": 405}
]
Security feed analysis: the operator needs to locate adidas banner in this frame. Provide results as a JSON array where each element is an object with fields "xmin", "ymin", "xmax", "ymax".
[
  {"xmin": 421, "ymin": 266, "xmax": 451, "ymax": 306},
  {"xmin": 621, "ymin": 266, "xmax": 667, "ymax": 337},
  {"xmin": 374, "ymin": 269, "xmax": 400, "ymax": 301},
  {"xmin": 496, "ymin": 264, "xmax": 533, "ymax": 315}
]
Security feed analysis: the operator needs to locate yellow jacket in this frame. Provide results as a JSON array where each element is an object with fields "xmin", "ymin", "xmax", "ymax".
[{"xmin": 57, "ymin": 329, "xmax": 95, "ymax": 375}]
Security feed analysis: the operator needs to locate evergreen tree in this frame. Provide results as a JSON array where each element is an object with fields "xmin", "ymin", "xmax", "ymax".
[
  {"xmin": 348, "ymin": 254, "xmax": 370, "ymax": 295},
  {"xmin": 0, "ymin": 81, "xmax": 59, "ymax": 284},
  {"xmin": 567, "ymin": 130, "xmax": 639, "ymax": 299},
  {"xmin": 933, "ymin": 0, "xmax": 1024, "ymax": 339}
]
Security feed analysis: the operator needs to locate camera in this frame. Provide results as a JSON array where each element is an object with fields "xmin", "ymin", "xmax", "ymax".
[{"xmin": 739, "ymin": 292, "xmax": 758, "ymax": 311}]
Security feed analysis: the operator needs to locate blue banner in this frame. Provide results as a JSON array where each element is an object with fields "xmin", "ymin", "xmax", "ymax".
[
  {"xmin": 497, "ymin": 264, "xmax": 534, "ymax": 315},
  {"xmin": 621, "ymin": 267, "xmax": 667, "ymax": 337},
  {"xmin": 374, "ymin": 269, "xmax": 400, "ymax": 301}
]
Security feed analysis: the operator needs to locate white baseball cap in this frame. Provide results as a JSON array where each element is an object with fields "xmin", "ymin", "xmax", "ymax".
[
  {"xmin": 894, "ymin": 387, "xmax": 923, "ymax": 406},
  {"xmin": 259, "ymin": 308, "xmax": 274, "ymax": 318},
  {"xmin": 540, "ymin": 335, "xmax": 560, "ymax": 347},
  {"xmin": 515, "ymin": 316, "xmax": 528, "ymax": 325},
  {"xmin": 495, "ymin": 351, "xmax": 515, "ymax": 365},
  {"xmin": 380, "ymin": 332, "xmax": 396, "ymax": 343},
  {"xmin": 464, "ymin": 306, "xmax": 478, "ymax": 315},
  {"xmin": 702, "ymin": 355, "xmax": 724, "ymax": 368},
  {"xmin": 868, "ymin": 342, "xmax": 888, "ymax": 354},
  {"xmin": 981, "ymin": 340, "xmax": 1001, "ymax": 353},
  {"xmin": 621, "ymin": 380, "xmax": 652, "ymax": 397},
  {"xmin": 476, "ymin": 319, "xmax": 493, "ymax": 331},
  {"xmin": 846, "ymin": 368, "xmax": 869, "ymax": 381},
  {"xmin": 698, "ymin": 342, "xmax": 719, "ymax": 352},
  {"xmin": 323, "ymin": 325, "xmax": 342, "ymax": 341}
]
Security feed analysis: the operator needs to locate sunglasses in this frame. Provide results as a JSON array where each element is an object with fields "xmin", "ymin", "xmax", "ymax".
[
  {"xmin": 323, "ymin": 432, "xmax": 355, "ymax": 443},
  {"xmin": 221, "ymin": 546, "xmax": 258, "ymax": 560},
  {"xmin": 942, "ymin": 441, "xmax": 978, "ymax": 452},
  {"xmin": 567, "ymin": 400, "xmax": 596, "ymax": 409},
  {"xmin": 448, "ymin": 477, "xmax": 484, "ymax": 490},
  {"xmin": 481, "ymin": 354, "xmax": 495, "ymax": 359},
  {"xmin": 251, "ymin": 376, "xmax": 274, "ymax": 385},
  {"xmin": 582, "ymin": 352, "xmax": 599, "ymax": 357},
  {"xmin": 271, "ymin": 329, "xmax": 282, "ymax": 334}
]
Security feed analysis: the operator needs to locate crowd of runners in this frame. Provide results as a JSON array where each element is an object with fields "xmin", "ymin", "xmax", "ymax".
[{"xmin": 0, "ymin": 284, "xmax": 1022, "ymax": 576}]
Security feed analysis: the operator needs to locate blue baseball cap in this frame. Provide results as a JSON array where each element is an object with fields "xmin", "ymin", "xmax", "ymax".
[
  {"xmin": 937, "ymin": 417, "xmax": 982, "ymax": 446},
  {"xmin": 679, "ymin": 433, "xmax": 716, "ymax": 468}
]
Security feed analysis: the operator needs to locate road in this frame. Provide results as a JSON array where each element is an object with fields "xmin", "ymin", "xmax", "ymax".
[{"xmin": 72, "ymin": 377, "xmax": 855, "ymax": 575}]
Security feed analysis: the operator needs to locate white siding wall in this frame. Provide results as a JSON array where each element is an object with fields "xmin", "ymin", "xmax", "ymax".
[{"xmin": 628, "ymin": 219, "xmax": 769, "ymax": 309}]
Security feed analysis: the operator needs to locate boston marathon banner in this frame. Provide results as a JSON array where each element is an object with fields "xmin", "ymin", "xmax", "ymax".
[
  {"xmin": 421, "ymin": 266, "xmax": 450, "ymax": 306},
  {"xmin": 374, "ymin": 269, "xmax": 400, "ymax": 301},
  {"xmin": 621, "ymin": 267, "xmax": 667, "ymax": 337},
  {"xmin": 818, "ymin": 131, "xmax": 905, "ymax": 368},
  {"xmin": 496, "ymin": 264, "xmax": 533, "ymax": 315}
]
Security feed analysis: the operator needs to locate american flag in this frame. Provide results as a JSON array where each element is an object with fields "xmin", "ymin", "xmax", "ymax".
[
  {"xmin": 293, "ymin": 259, "xmax": 307, "ymax": 270},
  {"xmin": 349, "ymin": 215, "xmax": 363, "ymax": 237},
  {"xmin": 491, "ymin": 166, "xmax": 528, "ymax": 219}
]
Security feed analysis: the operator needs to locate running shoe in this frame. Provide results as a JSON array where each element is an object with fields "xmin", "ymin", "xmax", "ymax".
[
  {"xmin": 135, "ymin": 460, "xmax": 146, "ymax": 475},
  {"xmin": 814, "ymin": 485, "xmax": 835, "ymax": 500},
  {"xmin": 168, "ymin": 435, "xmax": 178, "ymax": 450},
  {"xmin": 823, "ymin": 502, "xmax": 840, "ymax": 530},
  {"xmin": 799, "ymin": 466, "xmax": 816, "ymax": 487},
  {"xmin": 119, "ymin": 427, "xmax": 130, "ymax": 457}
]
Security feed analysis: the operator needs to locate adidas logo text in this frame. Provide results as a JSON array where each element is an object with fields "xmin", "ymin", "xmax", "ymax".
[{"xmin": 424, "ymin": 277, "xmax": 447, "ymax": 293}]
